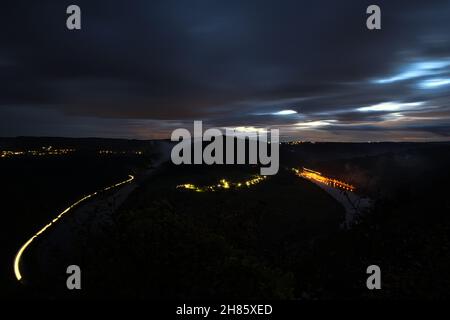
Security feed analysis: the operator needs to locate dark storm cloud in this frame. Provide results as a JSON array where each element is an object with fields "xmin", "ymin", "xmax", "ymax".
[{"xmin": 1, "ymin": 0, "xmax": 450, "ymax": 140}]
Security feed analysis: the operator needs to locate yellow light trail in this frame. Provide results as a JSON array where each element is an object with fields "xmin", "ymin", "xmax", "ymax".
[
  {"xmin": 293, "ymin": 167, "xmax": 355, "ymax": 192},
  {"xmin": 176, "ymin": 175, "xmax": 267, "ymax": 192},
  {"xmin": 13, "ymin": 174, "xmax": 135, "ymax": 282}
]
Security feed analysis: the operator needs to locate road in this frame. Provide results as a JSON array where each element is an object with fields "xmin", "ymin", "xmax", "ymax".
[
  {"xmin": 293, "ymin": 167, "xmax": 372, "ymax": 228},
  {"xmin": 13, "ymin": 174, "xmax": 135, "ymax": 282}
]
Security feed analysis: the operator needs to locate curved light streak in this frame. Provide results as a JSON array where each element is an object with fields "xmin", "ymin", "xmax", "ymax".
[{"xmin": 13, "ymin": 174, "xmax": 135, "ymax": 282}]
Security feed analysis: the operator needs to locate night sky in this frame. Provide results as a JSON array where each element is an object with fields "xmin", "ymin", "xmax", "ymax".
[{"xmin": 1, "ymin": 0, "xmax": 450, "ymax": 141}]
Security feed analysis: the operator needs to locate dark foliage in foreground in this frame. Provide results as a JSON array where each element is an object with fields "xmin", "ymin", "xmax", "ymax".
[
  {"xmin": 81, "ymin": 167, "xmax": 343, "ymax": 299},
  {"xmin": 79, "ymin": 143, "xmax": 450, "ymax": 299},
  {"xmin": 6, "ymin": 142, "xmax": 450, "ymax": 299}
]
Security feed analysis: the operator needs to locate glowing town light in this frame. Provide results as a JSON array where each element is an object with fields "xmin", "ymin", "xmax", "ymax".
[
  {"xmin": 273, "ymin": 110, "xmax": 297, "ymax": 115},
  {"xmin": 357, "ymin": 101, "xmax": 423, "ymax": 112},
  {"xmin": 177, "ymin": 175, "xmax": 268, "ymax": 192},
  {"xmin": 13, "ymin": 175, "xmax": 135, "ymax": 282},
  {"xmin": 293, "ymin": 167, "xmax": 355, "ymax": 192},
  {"xmin": 419, "ymin": 78, "xmax": 450, "ymax": 89}
]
